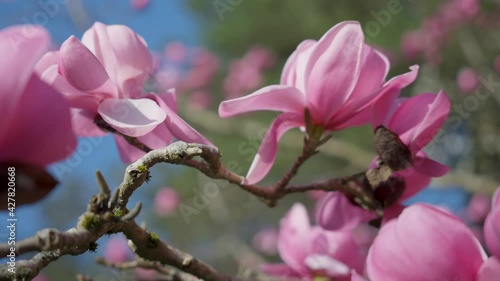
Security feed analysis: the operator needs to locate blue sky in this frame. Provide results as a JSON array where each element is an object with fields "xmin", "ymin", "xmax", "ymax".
[{"xmin": 0, "ymin": 0, "xmax": 201, "ymax": 49}]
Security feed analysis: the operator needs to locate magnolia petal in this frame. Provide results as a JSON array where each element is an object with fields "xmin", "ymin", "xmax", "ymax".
[
  {"xmin": 477, "ymin": 257, "xmax": 500, "ymax": 281},
  {"xmin": 260, "ymin": 263, "xmax": 299, "ymax": 278},
  {"xmin": 278, "ymin": 203, "xmax": 311, "ymax": 275},
  {"xmin": 332, "ymin": 65, "xmax": 418, "ymax": 131},
  {"xmin": 34, "ymin": 51, "xmax": 59, "ymax": 76},
  {"xmin": 138, "ymin": 123, "xmax": 174, "ymax": 150},
  {"xmin": 395, "ymin": 168, "xmax": 431, "ymax": 201},
  {"xmin": 98, "ymin": 98, "xmax": 166, "ymax": 137},
  {"xmin": 316, "ymin": 192, "xmax": 376, "ymax": 231},
  {"xmin": 0, "ymin": 25, "xmax": 51, "ymax": 134},
  {"xmin": 81, "ymin": 22, "xmax": 118, "ymax": 81},
  {"xmin": 105, "ymin": 24, "xmax": 152, "ymax": 96},
  {"xmin": 340, "ymin": 47, "xmax": 390, "ymax": 111},
  {"xmin": 305, "ymin": 254, "xmax": 350, "ymax": 277},
  {"xmin": 115, "ymin": 124, "xmax": 174, "ymax": 163},
  {"xmin": 412, "ymin": 156, "xmax": 450, "ymax": 177},
  {"xmin": 351, "ymin": 270, "xmax": 368, "ymax": 281},
  {"xmin": 149, "ymin": 94, "xmax": 212, "ymax": 146},
  {"xmin": 114, "ymin": 135, "xmax": 145, "ymax": 163},
  {"xmin": 218, "ymin": 85, "xmax": 307, "ymax": 118},
  {"xmin": 493, "ymin": 187, "xmax": 500, "ymax": 207},
  {"xmin": 365, "ymin": 65, "xmax": 419, "ymax": 130},
  {"xmin": 281, "ymin": 39, "xmax": 316, "ymax": 92},
  {"xmin": 60, "ymin": 36, "xmax": 117, "ymax": 97},
  {"xmin": 158, "ymin": 89, "xmax": 178, "ymax": 113},
  {"xmin": 408, "ymin": 91, "xmax": 451, "ymax": 152},
  {"xmin": 244, "ymin": 113, "xmax": 303, "ymax": 185},
  {"xmin": 388, "ymin": 92, "xmax": 449, "ymax": 150},
  {"xmin": 484, "ymin": 208, "xmax": 500, "ymax": 258},
  {"xmin": 306, "ymin": 21, "xmax": 364, "ymax": 123},
  {"xmin": 0, "ymin": 75, "xmax": 76, "ymax": 167},
  {"xmin": 71, "ymin": 109, "xmax": 107, "ymax": 137},
  {"xmin": 39, "ymin": 65, "xmax": 102, "ymax": 111}
]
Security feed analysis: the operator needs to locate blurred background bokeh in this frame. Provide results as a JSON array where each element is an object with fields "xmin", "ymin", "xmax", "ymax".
[{"xmin": 1, "ymin": 0, "xmax": 500, "ymax": 279}]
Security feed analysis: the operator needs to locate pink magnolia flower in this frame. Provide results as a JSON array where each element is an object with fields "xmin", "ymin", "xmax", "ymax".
[
  {"xmin": 188, "ymin": 90, "xmax": 213, "ymax": 110},
  {"xmin": 484, "ymin": 187, "xmax": 500, "ymax": 257},
  {"xmin": 130, "ymin": 0, "xmax": 149, "ymax": 10},
  {"xmin": 366, "ymin": 203, "xmax": 500, "ymax": 281},
  {"xmin": 0, "ymin": 25, "xmax": 76, "ymax": 168},
  {"xmin": 36, "ymin": 22, "xmax": 211, "ymax": 162},
  {"xmin": 457, "ymin": 67, "xmax": 479, "ymax": 93},
  {"xmin": 244, "ymin": 45, "xmax": 275, "ymax": 70},
  {"xmin": 219, "ymin": 21, "xmax": 418, "ymax": 184},
  {"xmin": 251, "ymin": 228, "xmax": 279, "ymax": 256},
  {"xmin": 0, "ymin": 25, "xmax": 76, "ymax": 207},
  {"xmin": 104, "ymin": 237, "xmax": 132, "ymax": 263},
  {"xmin": 494, "ymin": 56, "xmax": 500, "ymax": 73},
  {"xmin": 180, "ymin": 47, "xmax": 220, "ymax": 91},
  {"xmin": 261, "ymin": 204, "xmax": 367, "ymax": 281},
  {"xmin": 154, "ymin": 187, "xmax": 181, "ymax": 216},
  {"xmin": 164, "ymin": 41, "xmax": 187, "ymax": 63},
  {"xmin": 371, "ymin": 91, "xmax": 451, "ymax": 201},
  {"xmin": 32, "ymin": 275, "xmax": 50, "ymax": 281}
]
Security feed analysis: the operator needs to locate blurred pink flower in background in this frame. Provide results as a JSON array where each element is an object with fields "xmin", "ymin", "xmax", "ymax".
[
  {"xmin": 0, "ymin": 25, "xmax": 76, "ymax": 168},
  {"xmin": 308, "ymin": 190, "xmax": 327, "ymax": 201},
  {"xmin": 180, "ymin": 47, "xmax": 220, "ymax": 91},
  {"xmin": 484, "ymin": 187, "xmax": 500, "ymax": 258},
  {"xmin": 457, "ymin": 67, "xmax": 479, "ymax": 93},
  {"xmin": 164, "ymin": 41, "xmax": 187, "ymax": 63},
  {"xmin": 366, "ymin": 204, "xmax": 499, "ymax": 281},
  {"xmin": 401, "ymin": 31, "xmax": 422, "ymax": 61},
  {"xmin": 219, "ymin": 21, "xmax": 419, "ymax": 184},
  {"xmin": 36, "ymin": 22, "xmax": 211, "ymax": 163},
  {"xmin": 188, "ymin": 90, "xmax": 213, "ymax": 110},
  {"xmin": 130, "ymin": 0, "xmax": 149, "ymax": 10},
  {"xmin": 32, "ymin": 274, "xmax": 50, "ymax": 281},
  {"xmin": 261, "ymin": 204, "xmax": 367, "ymax": 281},
  {"xmin": 371, "ymin": 92, "xmax": 451, "ymax": 200},
  {"xmin": 251, "ymin": 228, "xmax": 279, "ymax": 256},
  {"xmin": 223, "ymin": 45, "xmax": 275, "ymax": 99},
  {"xmin": 135, "ymin": 268, "xmax": 157, "ymax": 280},
  {"xmin": 104, "ymin": 237, "xmax": 132, "ymax": 263},
  {"xmin": 155, "ymin": 67, "xmax": 181, "ymax": 91},
  {"xmin": 466, "ymin": 193, "xmax": 492, "ymax": 223},
  {"xmin": 154, "ymin": 187, "xmax": 181, "ymax": 216},
  {"xmin": 495, "ymin": 56, "xmax": 500, "ymax": 73},
  {"xmin": 401, "ymin": 0, "xmax": 481, "ymax": 64}
]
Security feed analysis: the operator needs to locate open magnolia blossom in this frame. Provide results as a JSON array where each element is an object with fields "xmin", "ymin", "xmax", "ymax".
[
  {"xmin": 261, "ymin": 204, "xmax": 367, "ymax": 281},
  {"xmin": 219, "ymin": 21, "xmax": 419, "ymax": 184},
  {"xmin": 36, "ymin": 22, "xmax": 211, "ymax": 162},
  {"xmin": 366, "ymin": 203, "xmax": 500, "ymax": 281},
  {"xmin": 0, "ymin": 25, "xmax": 76, "ymax": 206},
  {"xmin": 371, "ymin": 91, "xmax": 451, "ymax": 201}
]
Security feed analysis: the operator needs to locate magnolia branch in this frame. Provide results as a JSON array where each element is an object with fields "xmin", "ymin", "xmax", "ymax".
[
  {"xmin": 0, "ymin": 139, "xmax": 386, "ymax": 280},
  {"xmin": 115, "ymin": 139, "xmax": 384, "ymax": 210}
]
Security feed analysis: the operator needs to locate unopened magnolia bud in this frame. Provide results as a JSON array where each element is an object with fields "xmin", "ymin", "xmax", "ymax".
[{"xmin": 374, "ymin": 125, "xmax": 412, "ymax": 171}]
